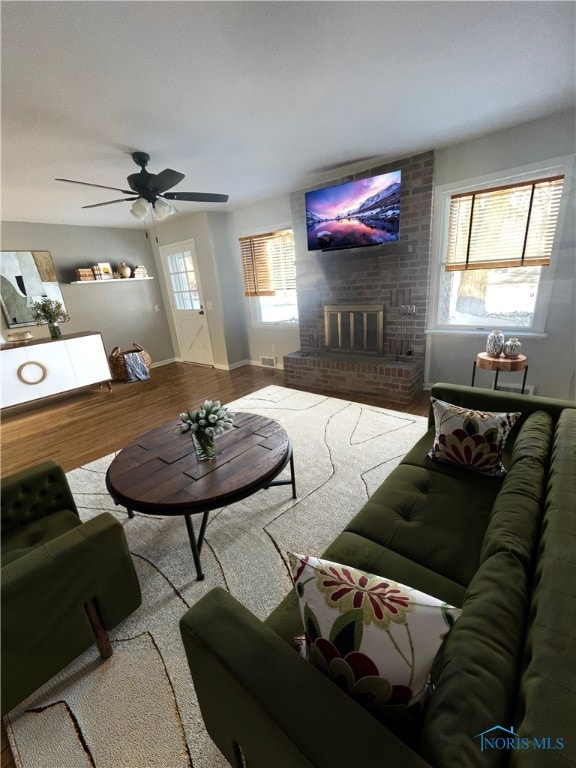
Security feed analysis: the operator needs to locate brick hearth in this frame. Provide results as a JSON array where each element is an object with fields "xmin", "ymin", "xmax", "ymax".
[{"xmin": 283, "ymin": 351, "xmax": 425, "ymax": 404}]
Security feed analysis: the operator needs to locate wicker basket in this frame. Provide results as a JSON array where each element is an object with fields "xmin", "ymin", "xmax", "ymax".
[{"xmin": 109, "ymin": 343, "xmax": 152, "ymax": 381}]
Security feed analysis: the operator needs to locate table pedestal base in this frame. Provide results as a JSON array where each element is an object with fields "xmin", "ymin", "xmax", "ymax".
[{"xmin": 184, "ymin": 451, "xmax": 296, "ymax": 581}]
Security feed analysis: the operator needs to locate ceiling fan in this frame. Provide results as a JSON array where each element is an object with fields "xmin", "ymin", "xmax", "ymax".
[{"xmin": 56, "ymin": 151, "xmax": 229, "ymax": 221}]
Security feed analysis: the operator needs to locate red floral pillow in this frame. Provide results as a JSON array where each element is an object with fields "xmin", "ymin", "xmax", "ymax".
[
  {"xmin": 428, "ymin": 398, "xmax": 521, "ymax": 477},
  {"xmin": 289, "ymin": 553, "xmax": 461, "ymax": 718}
]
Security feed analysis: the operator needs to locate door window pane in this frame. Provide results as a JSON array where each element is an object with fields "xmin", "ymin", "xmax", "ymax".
[{"xmin": 167, "ymin": 251, "xmax": 200, "ymax": 310}]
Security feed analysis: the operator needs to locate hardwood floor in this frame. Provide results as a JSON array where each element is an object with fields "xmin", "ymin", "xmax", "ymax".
[
  {"xmin": 0, "ymin": 362, "xmax": 429, "ymax": 767},
  {"xmin": 1, "ymin": 362, "xmax": 429, "ymax": 477},
  {"xmin": 1, "ymin": 362, "xmax": 282, "ymax": 477}
]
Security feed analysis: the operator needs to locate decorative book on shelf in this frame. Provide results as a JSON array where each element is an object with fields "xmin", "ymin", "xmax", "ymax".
[{"xmin": 75, "ymin": 268, "xmax": 96, "ymax": 281}]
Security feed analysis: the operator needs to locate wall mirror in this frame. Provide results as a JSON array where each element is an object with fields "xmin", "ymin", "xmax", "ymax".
[{"xmin": 0, "ymin": 251, "xmax": 67, "ymax": 328}]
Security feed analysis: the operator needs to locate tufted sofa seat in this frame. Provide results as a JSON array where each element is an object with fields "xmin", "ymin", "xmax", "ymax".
[
  {"xmin": 1, "ymin": 460, "xmax": 142, "ymax": 716},
  {"xmin": 179, "ymin": 384, "xmax": 576, "ymax": 768}
]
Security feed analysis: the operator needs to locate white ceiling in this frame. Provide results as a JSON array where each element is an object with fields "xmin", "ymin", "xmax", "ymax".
[{"xmin": 2, "ymin": 1, "xmax": 575, "ymax": 229}]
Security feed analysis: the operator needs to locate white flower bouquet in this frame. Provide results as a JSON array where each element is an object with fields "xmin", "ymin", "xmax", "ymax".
[{"xmin": 178, "ymin": 400, "xmax": 234, "ymax": 438}]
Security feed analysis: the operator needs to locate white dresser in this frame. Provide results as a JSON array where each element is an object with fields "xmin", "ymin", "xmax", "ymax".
[{"xmin": 1, "ymin": 332, "xmax": 112, "ymax": 408}]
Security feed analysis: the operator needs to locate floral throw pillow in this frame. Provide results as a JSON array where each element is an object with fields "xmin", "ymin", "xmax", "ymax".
[
  {"xmin": 427, "ymin": 397, "xmax": 521, "ymax": 478},
  {"xmin": 288, "ymin": 553, "xmax": 461, "ymax": 718}
]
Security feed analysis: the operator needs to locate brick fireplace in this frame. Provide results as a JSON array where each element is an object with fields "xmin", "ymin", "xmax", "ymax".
[{"xmin": 283, "ymin": 150, "xmax": 434, "ymax": 404}]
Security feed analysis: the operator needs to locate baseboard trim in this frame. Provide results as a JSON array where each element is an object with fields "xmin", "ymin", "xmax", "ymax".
[
  {"xmin": 150, "ymin": 357, "xmax": 178, "ymax": 368},
  {"xmin": 152, "ymin": 358, "xmax": 281, "ymax": 372},
  {"xmin": 213, "ymin": 359, "xmax": 253, "ymax": 371}
]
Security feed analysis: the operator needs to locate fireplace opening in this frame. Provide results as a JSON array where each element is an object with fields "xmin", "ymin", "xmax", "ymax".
[{"xmin": 324, "ymin": 304, "xmax": 384, "ymax": 355}]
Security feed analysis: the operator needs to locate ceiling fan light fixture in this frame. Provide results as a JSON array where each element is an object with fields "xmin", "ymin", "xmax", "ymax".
[
  {"xmin": 56, "ymin": 152, "xmax": 228, "ymax": 220},
  {"xmin": 130, "ymin": 197, "xmax": 150, "ymax": 220},
  {"xmin": 154, "ymin": 198, "xmax": 177, "ymax": 221}
]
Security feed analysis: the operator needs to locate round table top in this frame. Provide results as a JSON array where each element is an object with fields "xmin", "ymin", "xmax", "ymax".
[
  {"xmin": 476, "ymin": 352, "xmax": 527, "ymax": 372},
  {"xmin": 105, "ymin": 412, "xmax": 291, "ymax": 515}
]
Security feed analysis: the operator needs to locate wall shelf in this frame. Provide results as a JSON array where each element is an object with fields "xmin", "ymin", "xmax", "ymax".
[{"xmin": 70, "ymin": 277, "xmax": 154, "ymax": 285}]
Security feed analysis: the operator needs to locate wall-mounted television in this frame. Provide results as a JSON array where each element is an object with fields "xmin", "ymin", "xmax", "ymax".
[{"xmin": 305, "ymin": 170, "xmax": 401, "ymax": 251}]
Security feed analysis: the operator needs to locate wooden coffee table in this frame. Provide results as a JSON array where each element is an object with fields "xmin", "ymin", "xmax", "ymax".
[{"xmin": 105, "ymin": 412, "xmax": 296, "ymax": 580}]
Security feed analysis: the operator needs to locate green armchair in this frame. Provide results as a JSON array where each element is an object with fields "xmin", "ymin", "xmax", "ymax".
[{"xmin": 1, "ymin": 460, "xmax": 142, "ymax": 716}]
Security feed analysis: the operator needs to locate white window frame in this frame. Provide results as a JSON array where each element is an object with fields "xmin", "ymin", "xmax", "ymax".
[
  {"xmin": 239, "ymin": 225, "xmax": 299, "ymax": 328},
  {"xmin": 427, "ymin": 157, "xmax": 572, "ymax": 337}
]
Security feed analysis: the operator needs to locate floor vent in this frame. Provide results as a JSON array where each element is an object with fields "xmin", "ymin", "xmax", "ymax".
[{"xmin": 260, "ymin": 356, "xmax": 277, "ymax": 368}]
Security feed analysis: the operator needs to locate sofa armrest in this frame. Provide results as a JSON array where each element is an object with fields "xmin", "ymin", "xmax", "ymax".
[
  {"xmin": 2, "ymin": 512, "xmax": 141, "ymax": 626},
  {"xmin": 180, "ymin": 587, "xmax": 431, "ymax": 768}
]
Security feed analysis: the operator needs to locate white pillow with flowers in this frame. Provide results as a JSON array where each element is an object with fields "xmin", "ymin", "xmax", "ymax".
[{"xmin": 289, "ymin": 553, "xmax": 461, "ymax": 717}]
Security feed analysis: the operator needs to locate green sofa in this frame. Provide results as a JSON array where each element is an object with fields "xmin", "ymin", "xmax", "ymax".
[
  {"xmin": 1, "ymin": 460, "xmax": 142, "ymax": 716},
  {"xmin": 180, "ymin": 383, "xmax": 576, "ymax": 768}
]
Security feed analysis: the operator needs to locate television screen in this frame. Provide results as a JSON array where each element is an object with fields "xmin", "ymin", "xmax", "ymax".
[{"xmin": 305, "ymin": 170, "xmax": 401, "ymax": 251}]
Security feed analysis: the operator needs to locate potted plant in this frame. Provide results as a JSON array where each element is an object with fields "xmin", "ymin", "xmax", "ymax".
[{"xmin": 31, "ymin": 298, "xmax": 71, "ymax": 340}]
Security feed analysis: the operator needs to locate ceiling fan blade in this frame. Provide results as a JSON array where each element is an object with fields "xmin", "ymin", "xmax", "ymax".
[
  {"xmin": 154, "ymin": 169, "xmax": 185, "ymax": 193},
  {"xmin": 162, "ymin": 192, "xmax": 229, "ymax": 203},
  {"xmin": 56, "ymin": 178, "xmax": 134, "ymax": 195},
  {"xmin": 82, "ymin": 198, "xmax": 138, "ymax": 209}
]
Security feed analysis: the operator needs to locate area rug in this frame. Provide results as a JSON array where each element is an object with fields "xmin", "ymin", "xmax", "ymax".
[{"xmin": 5, "ymin": 385, "xmax": 429, "ymax": 768}]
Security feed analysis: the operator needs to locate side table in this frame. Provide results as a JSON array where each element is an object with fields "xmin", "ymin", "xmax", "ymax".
[{"xmin": 471, "ymin": 352, "xmax": 529, "ymax": 394}]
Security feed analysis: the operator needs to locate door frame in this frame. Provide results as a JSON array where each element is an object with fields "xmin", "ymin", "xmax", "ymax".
[{"xmin": 158, "ymin": 238, "xmax": 215, "ymax": 366}]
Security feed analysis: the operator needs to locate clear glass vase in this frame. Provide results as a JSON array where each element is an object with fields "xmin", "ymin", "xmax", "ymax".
[
  {"xmin": 193, "ymin": 431, "xmax": 217, "ymax": 461},
  {"xmin": 48, "ymin": 324, "xmax": 62, "ymax": 340}
]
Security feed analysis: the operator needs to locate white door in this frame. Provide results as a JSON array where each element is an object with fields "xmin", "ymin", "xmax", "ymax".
[{"xmin": 159, "ymin": 240, "xmax": 215, "ymax": 366}]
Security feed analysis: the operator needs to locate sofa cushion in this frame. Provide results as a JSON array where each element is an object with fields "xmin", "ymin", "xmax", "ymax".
[
  {"xmin": 428, "ymin": 398, "xmax": 520, "ymax": 477},
  {"xmin": 344, "ymin": 463, "xmax": 500, "ymax": 587},
  {"xmin": 288, "ymin": 553, "xmax": 461, "ymax": 718},
  {"xmin": 480, "ymin": 410, "xmax": 552, "ymax": 571},
  {"xmin": 419, "ymin": 550, "xmax": 529, "ymax": 768},
  {"xmin": 1, "ymin": 509, "xmax": 81, "ymax": 565},
  {"xmin": 265, "ymin": 533, "xmax": 466, "ymax": 649},
  {"xmin": 402, "ymin": 426, "xmax": 516, "ymax": 478},
  {"xmin": 321, "ymin": 532, "xmax": 467, "ymax": 609}
]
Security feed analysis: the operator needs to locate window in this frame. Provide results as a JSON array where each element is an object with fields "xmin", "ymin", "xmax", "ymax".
[
  {"xmin": 240, "ymin": 229, "xmax": 298, "ymax": 324},
  {"xmin": 166, "ymin": 249, "xmax": 200, "ymax": 309},
  {"xmin": 438, "ymin": 175, "xmax": 564, "ymax": 329}
]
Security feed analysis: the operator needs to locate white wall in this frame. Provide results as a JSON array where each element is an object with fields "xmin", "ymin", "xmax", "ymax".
[
  {"xmin": 150, "ymin": 210, "xmax": 251, "ymax": 369},
  {"xmin": 149, "ymin": 211, "xmax": 228, "ymax": 368},
  {"xmin": 4, "ymin": 113, "xmax": 573, "ymax": 396},
  {"xmin": 426, "ymin": 109, "xmax": 576, "ymax": 400},
  {"xmin": 150, "ymin": 196, "xmax": 301, "ymax": 371},
  {"xmin": 228, "ymin": 194, "xmax": 300, "ymax": 368},
  {"xmin": 0, "ymin": 222, "xmax": 175, "ymax": 363},
  {"xmin": 206, "ymin": 211, "xmax": 250, "ymax": 366}
]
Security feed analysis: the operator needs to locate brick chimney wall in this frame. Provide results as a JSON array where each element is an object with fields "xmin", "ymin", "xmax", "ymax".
[{"xmin": 289, "ymin": 150, "xmax": 435, "ymax": 359}]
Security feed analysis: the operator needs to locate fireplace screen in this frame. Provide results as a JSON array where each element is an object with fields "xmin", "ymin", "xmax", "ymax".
[{"xmin": 324, "ymin": 304, "xmax": 384, "ymax": 355}]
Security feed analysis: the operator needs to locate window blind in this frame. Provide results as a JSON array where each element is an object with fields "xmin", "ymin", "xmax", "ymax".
[
  {"xmin": 240, "ymin": 229, "xmax": 296, "ymax": 296},
  {"xmin": 446, "ymin": 175, "xmax": 564, "ymax": 271}
]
